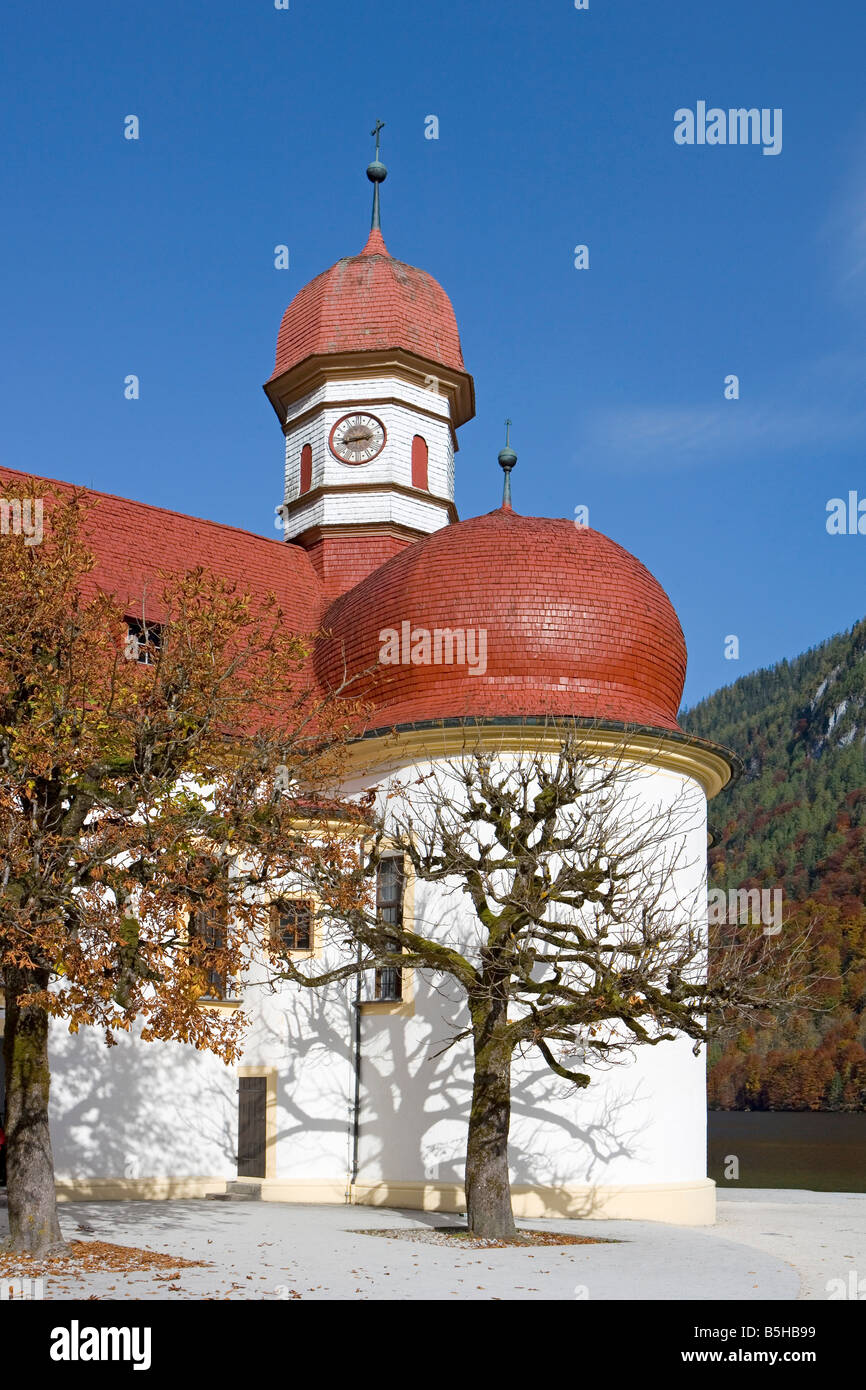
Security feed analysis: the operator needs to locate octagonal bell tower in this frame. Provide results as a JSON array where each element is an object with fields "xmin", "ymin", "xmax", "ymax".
[{"xmin": 264, "ymin": 123, "xmax": 475, "ymax": 599}]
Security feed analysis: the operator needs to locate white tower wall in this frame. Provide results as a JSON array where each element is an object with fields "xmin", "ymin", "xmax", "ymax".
[{"xmin": 281, "ymin": 374, "xmax": 455, "ymax": 540}]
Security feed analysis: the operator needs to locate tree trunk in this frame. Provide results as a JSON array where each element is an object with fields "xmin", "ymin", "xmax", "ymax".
[
  {"xmin": 465, "ymin": 1001, "xmax": 517, "ymax": 1239},
  {"xmin": 2, "ymin": 967, "xmax": 64, "ymax": 1254}
]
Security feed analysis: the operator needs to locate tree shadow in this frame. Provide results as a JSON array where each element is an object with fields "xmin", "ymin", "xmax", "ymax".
[
  {"xmin": 48, "ymin": 1023, "xmax": 237, "ymax": 1183},
  {"xmin": 244, "ymin": 964, "xmax": 652, "ymax": 1218}
]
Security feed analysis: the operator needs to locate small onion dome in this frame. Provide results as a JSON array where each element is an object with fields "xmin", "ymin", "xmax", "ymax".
[
  {"xmin": 315, "ymin": 508, "xmax": 688, "ymax": 733},
  {"xmin": 269, "ymin": 232, "xmax": 465, "ymax": 380}
]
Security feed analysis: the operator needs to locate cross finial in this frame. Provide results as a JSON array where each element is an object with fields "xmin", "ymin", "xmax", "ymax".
[
  {"xmin": 367, "ymin": 120, "xmax": 388, "ymax": 232},
  {"xmin": 498, "ymin": 418, "xmax": 518, "ymax": 508}
]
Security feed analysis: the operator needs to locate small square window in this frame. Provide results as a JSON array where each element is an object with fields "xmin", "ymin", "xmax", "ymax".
[
  {"xmin": 125, "ymin": 617, "xmax": 162, "ymax": 665},
  {"xmin": 272, "ymin": 899, "xmax": 313, "ymax": 954}
]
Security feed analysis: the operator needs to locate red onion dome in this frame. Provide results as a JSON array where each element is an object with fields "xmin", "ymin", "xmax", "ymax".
[
  {"xmin": 269, "ymin": 229, "xmax": 465, "ymax": 381},
  {"xmin": 315, "ymin": 507, "xmax": 688, "ymax": 733}
]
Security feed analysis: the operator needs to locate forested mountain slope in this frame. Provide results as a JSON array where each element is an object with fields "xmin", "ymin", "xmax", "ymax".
[
  {"xmin": 681, "ymin": 617, "xmax": 866, "ymax": 908},
  {"xmin": 680, "ymin": 619, "xmax": 866, "ymax": 1110}
]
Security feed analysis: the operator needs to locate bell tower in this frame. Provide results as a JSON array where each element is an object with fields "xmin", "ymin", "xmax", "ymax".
[{"xmin": 264, "ymin": 123, "xmax": 475, "ymax": 598}]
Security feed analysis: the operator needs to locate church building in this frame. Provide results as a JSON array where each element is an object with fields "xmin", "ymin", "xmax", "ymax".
[{"xmin": 1, "ymin": 134, "xmax": 733, "ymax": 1225}]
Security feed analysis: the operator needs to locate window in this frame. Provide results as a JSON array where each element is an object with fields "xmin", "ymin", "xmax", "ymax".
[
  {"xmin": 411, "ymin": 435, "xmax": 429, "ymax": 491},
  {"xmin": 299, "ymin": 443, "xmax": 313, "ymax": 495},
  {"xmin": 190, "ymin": 905, "xmax": 233, "ymax": 1000},
  {"xmin": 125, "ymin": 617, "xmax": 162, "ymax": 665},
  {"xmin": 272, "ymin": 898, "xmax": 313, "ymax": 954},
  {"xmin": 375, "ymin": 855, "xmax": 404, "ymax": 1002}
]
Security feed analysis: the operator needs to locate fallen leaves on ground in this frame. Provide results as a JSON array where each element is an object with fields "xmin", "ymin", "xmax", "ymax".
[{"xmin": 0, "ymin": 1240, "xmax": 211, "ymax": 1280}]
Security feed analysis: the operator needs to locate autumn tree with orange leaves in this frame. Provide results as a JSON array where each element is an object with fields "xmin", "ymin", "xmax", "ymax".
[{"xmin": 0, "ymin": 481, "xmax": 365, "ymax": 1255}]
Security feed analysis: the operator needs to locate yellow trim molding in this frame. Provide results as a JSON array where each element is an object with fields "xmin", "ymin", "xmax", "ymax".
[
  {"xmin": 360, "ymin": 995, "xmax": 415, "ymax": 1018},
  {"xmin": 54, "ymin": 1174, "xmax": 715, "ymax": 1225},
  {"xmin": 346, "ymin": 724, "xmax": 734, "ymax": 800},
  {"xmin": 55, "ymin": 1177, "xmax": 229, "ymax": 1202},
  {"xmin": 232, "ymin": 1177, "xmax": 349, "ymax": 1205},
  {"xmin": 215, "ymin": 1176, "xmax": 715, "ymax": 1226},
  {"xmin": 347, "ymin": 1177, "xmax": 716, "ymax": 1226}
]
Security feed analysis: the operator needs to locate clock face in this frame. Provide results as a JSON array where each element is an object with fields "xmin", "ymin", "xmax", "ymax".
[{"xmin": 329, "ymin": 411, "xmax": 386, "ymax": 465}]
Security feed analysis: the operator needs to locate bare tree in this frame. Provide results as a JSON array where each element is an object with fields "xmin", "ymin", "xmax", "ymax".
[{"xmin": 272, "ymin": 727, "xmax": 814, "ymax": 1239}]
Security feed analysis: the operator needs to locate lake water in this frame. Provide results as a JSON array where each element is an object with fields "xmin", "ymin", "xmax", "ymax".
[{"xmin": 708, "ymin": 1111, "xmax": 866, "ymax": 1192}]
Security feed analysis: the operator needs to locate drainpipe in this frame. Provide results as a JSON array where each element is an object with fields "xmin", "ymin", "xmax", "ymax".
[{"xmin": 348, "ymin": 941, "xmax": 363, "ymax": 1203}]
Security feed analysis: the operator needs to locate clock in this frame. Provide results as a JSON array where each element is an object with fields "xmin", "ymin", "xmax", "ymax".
[{"xmin": 329, "ymin": 411, "xmax": 386, "ymax": 465}]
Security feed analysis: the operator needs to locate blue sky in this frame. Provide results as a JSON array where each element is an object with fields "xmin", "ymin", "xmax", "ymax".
[{"xmin": 2, "ymin": 0, "xmax": 865, "ymax": 708}]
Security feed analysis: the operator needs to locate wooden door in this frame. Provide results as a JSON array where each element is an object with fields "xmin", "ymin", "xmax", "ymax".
[{"xmin": 237, "ymin": 1076, "xmax": 267, "ymax": 1177}]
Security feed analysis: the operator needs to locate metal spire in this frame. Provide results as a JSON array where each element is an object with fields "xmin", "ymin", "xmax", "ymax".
[
  {"xmin": 498, "ymin": 418, "xmax": 517, "ymax": 507},
  {"xmin": 367, "ymin": 119, "xmax": 387, "ymax": 231}
]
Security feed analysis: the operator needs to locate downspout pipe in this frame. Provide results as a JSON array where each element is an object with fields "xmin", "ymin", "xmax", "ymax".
[{"xmin": 349, "ymin": 941, "xmax": 363, "ymax": 1200}]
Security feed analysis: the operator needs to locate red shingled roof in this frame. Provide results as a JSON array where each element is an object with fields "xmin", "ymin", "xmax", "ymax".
[
  {"xmin": 269, "ymin": 229, "xmax": 465, "ymax": 380},
  {"xmin": 315, "ymin": 508, "xmax": 688, "ymax": 733},
  {"xmin": 1, "ymin": 469, "xmax": 688, "ymax": 736},
  {"xmin": 0, "ymin": 466, "xmax": 326, "ymax": 632}
]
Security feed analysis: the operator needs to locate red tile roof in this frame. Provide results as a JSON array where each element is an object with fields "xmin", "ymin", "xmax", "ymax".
[
  {"xmin": 269, "ymin": 229, "xmax": 465, "ymax": 380},
  {"xmin": 0, "ymin": 466, "xmax": 326, "ymax": 631},
  {"xmin": 315, "ymin": 507, "xmax": 688, "ymax": 733},
  {"xmin": 1, "ymin": 469, "xmax": 688, "ymax": 736}
]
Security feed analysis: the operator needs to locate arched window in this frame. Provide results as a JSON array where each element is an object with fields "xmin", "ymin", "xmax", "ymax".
[
  {"xmin": 411, "ymin": 435, "xmax": 429, "ymax": 491},
  {"xmin": 299, "ymin": 443, "xmax": 313, "ymax": 495}
]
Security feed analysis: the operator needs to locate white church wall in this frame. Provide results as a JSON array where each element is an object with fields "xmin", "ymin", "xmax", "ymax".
[
  {"xmin": 42, "ymin": 741, "xmax": 713, "ymax": 1222},
  {"xmin": 238, "ymin": 966, "xmax": 356, "ymax": 1183},
  {"xmin": 48, "ymin": 1020, "xmax": 237, "ymax": 1186},
  {"xmin": 354, "ymin": 972, "xmax": 471, "ymax": 1187},
  {"xmin": 332, "ymin": 746, "xmax": 711, "ymax": 1196}
]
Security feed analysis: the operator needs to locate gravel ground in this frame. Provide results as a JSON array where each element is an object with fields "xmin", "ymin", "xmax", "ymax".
[
  {"xmin": 352, "ymin": 1226, "xmax": 614, "ymax": 1248},
  {"xmin": 1, "ymin": 1190, "xmax": 862, "ymax": 1300}
]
